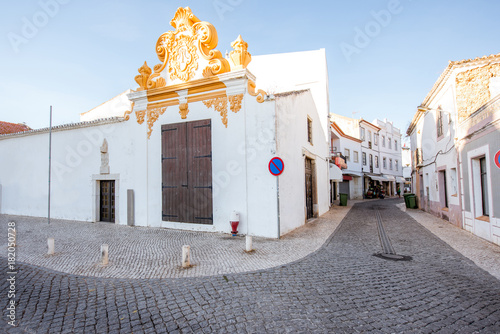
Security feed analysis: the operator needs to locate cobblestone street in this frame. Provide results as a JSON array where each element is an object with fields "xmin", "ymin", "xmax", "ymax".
[{"xmin": 2, "ymin": 199, "xmax": 500, "ymax": 333}]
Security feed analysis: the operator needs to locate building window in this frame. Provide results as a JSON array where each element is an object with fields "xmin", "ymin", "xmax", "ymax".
[
  {"xmin": 388, "ymin": 138, "xmax": 392, "ymax": 149},
  {"xmin": 374, "ymin": 134, "xmax": 378, "ymax": 146},
  {"xmin": 389, "ymin": 159, "xmax": 393, "ymax": 170},
  {"xmin": 437, "ymin": 107, "xmax": 444, "ymax": 137},
  {"xmin": 394, "ymin": 140, "xmax": 398, "ymax": 151},
  {"xmin": 362, "ymin": 152, "xmax": 366, "ymax": 165},
  {"xmin": 344, "ymin": 148, "xmax": 350, "ymax": 161},
  {"xmin": 368, "ymin": 131, "xmax": 372, "ymax": 143},
  {"xmin": 383, "ymin": 157, "xmax": 387, "ymax": 169},
  {"xmin": 480, "ymin": 157, "xmax": 489, "ymax": 216},
  {"xmin": 353, "ymin": 151, "xmax": 359, "ymax": 163},
  {"xmin": 395, "ymin": 160, "xmax": 398, "ymax": 171},
  {"xmin": 369, "ymin": 154, "xmax": 373, "ymax": 168},
  {"xmin": 375, "ymin": 156, "xmax": 379, "ymax": 168},
  {"xmin": 360, "ymin": 128, "xmax": 365, "ymax": 141},
  {"xmin": 307, "ymin": 117, "xmax": 313, "ymax": 144},
  {"xmin": 382, "ymin": 136, "xmax": 385, "ymax": 147}
]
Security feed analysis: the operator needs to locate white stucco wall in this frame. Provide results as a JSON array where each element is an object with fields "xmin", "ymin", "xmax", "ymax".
[
  {"xmin": 0, "ymin": 118, "xmax": 141, "ymax": 222},
  {"xmin": 248, "ymin": 49, "xmax": 330, "ymax": 140},
  {"xmin": 80, "ymin": 90, "xmax": 133, "ymax": 122},
  {"xmin": 275, "ymin": 91, "xmax": 329, "ymax": 235}
]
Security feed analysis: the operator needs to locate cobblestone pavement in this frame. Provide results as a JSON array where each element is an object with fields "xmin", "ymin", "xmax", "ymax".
[
  {"xmin": 2, "ymin": 199, "xmax": 500, "ymax": 333},
  {"xmin": 400, "ymin": 203, "xmax": 500, "ymax": 281},
  {"xmin": 0, "ymin": 202, "xmax": 352, "ymax": 279}
]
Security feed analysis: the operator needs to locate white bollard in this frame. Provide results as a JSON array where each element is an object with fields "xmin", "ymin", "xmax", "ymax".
[
  {"xmin": 182, "ymin": 245, "xmax": 191, "ymax": 268},
  {"xmin": 101, "ymin": 244, "xmax": 109, "ymax": 265},
  {"xmin": 47, "ymin": 238, "xmax": 55, "ymax": 255},
  {"xmin": 246, "ymin": 235, "xmax": 253, "ymax": 252}
]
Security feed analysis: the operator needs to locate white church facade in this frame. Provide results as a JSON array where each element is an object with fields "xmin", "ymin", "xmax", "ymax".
[{"xmin": 0, "ymin": 7, "xmax": 331, "ymax": 239}]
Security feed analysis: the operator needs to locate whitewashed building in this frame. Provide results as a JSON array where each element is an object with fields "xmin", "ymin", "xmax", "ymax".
[
  {"xmin": 330, "ymin": 114, "xmax": 404, "ymax": 198},
  {"xmin": 407, "ymin": 52, "xmax": 500, "ymax": 245},
  {"xmin": 330, "ymin": 122, "xmax": 363, "ymax": 200},
  {"xmin": 0, "ymin": 7, "xmax": 331, "ymax": 238},
  {"xmin": 373, "ymin": 119, "xmax": 405, "ymax": 196}
]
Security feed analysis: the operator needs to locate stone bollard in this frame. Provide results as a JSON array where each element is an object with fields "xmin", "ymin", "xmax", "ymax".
[
  {"xmin": 47, "ymin": 238, "xmax": 55, "ymax": 255},
  {"xmin": 246, "ymin": 235, "xmax": 253, "ymax": 252},
  {"xmin": 101, "ymin": 244, "xmax": 109, "ymax": 265},
  {"xmin": 182, "ymin": 245, "xmax": 191, "ymax": 268}
]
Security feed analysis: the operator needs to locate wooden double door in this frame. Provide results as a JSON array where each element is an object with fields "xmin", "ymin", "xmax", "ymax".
[{"xmin": 161, "ymin": 120, "xmax": 213, "ymax": 224}]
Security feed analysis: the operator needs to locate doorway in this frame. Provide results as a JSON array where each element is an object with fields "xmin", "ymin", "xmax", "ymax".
[
  {"xmin": 100, "ymin": 180, "xmax": 115, "ymax": 222},
  {"xmin": 305, "ymin": 158, "xmax": 314, "ymax": 219},
  {"xmin": 161, "ymin": 120, "xmax": 213, "ymax": 224}
]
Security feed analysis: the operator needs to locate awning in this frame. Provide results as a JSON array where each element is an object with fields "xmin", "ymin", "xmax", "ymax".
[
  {"xmin": 384, "ymin": 175, "xmax": 396, "ymax": 182},
  {"xmin": 343, "ymin": 170, "xmax": 363, "ymax": 177},
  {"xmin": 329, "ymin": 163, "xmax": 343, "ymax": 181},
  {"xmin": 396, "ymin": 177, "xmax": 406, "ymax": 183},
  {"xmin": 368, "ymin": 175, "xmax": 389, "ymax": 182}
]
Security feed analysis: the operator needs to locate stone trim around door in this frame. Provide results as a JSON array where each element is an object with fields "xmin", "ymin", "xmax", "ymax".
[{"xmin": 92, "ymin": 174, "xmax": 120, "ymax": 224}]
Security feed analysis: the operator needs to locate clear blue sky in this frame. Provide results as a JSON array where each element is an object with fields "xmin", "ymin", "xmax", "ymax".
[{"xmin": 1, "ymin": 0, "xmax": 499, "ymax": 140}]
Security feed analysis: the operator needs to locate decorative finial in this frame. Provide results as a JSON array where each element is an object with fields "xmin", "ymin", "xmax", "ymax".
[
  {"xmin": 229, "ymin": 35, "xmax": 252, "ymax": 70},
  {"xmin": 135, "ymin": 61, "xmax": 152, "ymax": 91}
]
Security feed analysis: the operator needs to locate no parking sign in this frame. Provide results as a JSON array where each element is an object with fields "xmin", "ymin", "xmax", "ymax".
[
  {"xmin": 495, "ymin": 150, "xmax": 500, "ymax": 169},
  {"xmin": 269, "ymin": 157, "xmax": 284, "ymax": 176}
]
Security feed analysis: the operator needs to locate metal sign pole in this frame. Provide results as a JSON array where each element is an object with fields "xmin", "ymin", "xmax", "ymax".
[{"xmin": 48, "ymin": 106, "xmax": 52, "ymax": 224}]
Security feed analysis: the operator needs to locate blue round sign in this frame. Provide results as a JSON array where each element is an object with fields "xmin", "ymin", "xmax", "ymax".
[{"xmin": 269, "ymin": 157, "xmax": 284, "ymax": 176}]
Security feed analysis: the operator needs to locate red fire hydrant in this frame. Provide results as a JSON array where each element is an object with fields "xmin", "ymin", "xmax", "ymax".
[{"xmin": 230, "ymin": 211, "xmax": 239, "ymax": 236}]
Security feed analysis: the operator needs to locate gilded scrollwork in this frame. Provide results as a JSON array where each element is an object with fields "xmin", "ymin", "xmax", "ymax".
[
  {"xmin": 135, "ymin": 7, "xmax": 235, "ymax": 89},
  {"xmin": 135, "ymin": 63, "xmax": 152, "ymax": 91},
  {"xmin": 247, "ymin": 80, "xmax": 266, "ymax": 103},
  {"xmin": 146, "ymin": 107, "xmax": 167, "ymax": 139},
  {"xmin": 179, "ymin": 103, "xmax": 189, "ymax": 119},
  {"xmin": 456, "ymin": 63, "xmax": 500, "ymax": 121},
  {"xmin": 228, "ymin": 94, "xmax": 243, "ymax": 113},
  {"xmin": 203, "ymin": 97, "xmax": 228, "ymax": 127},
  {"xmin": 168, "ymin": 34, "xmax": 199, "ymax": 82},
  {"xmin": 123, "ymin": 102, "xmax": 135, "ymax": 121},
  {"xmin": 135, "ymin": 109, "xmax": 146, "ymax": 125}
]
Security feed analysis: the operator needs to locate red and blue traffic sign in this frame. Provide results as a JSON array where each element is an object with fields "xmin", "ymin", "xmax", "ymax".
[
  {"xmin": 269, "ymin": 157, "xmax": 284, "ymax": 176},
  {"xmin": 495, "ymin": 150, "xmax": 500, "ymax": 169}
]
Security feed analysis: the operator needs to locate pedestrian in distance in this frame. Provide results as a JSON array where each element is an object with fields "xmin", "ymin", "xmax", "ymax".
[{"xmin": 397, "ymin": 186, "xmax": 401, "ymax": 198}]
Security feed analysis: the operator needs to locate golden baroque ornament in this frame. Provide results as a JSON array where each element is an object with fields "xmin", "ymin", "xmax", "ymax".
[
  {"xmin": 135, "ymin": 63, "xmax": 152, "ymax": 91},
  {"xmin": 168, "ymin": 34, "xmax": 199, "ymax": 82},
  {"xmin": 135, "ymin": 109, "xmax": 146, "ymax": 125},
  {"xmin": 228, "ymin": 94, "xmax": 243, "ymax": 113},
  {"xmin": 203, "ymin": 97, "xmax": 228, "ymax": 127},
  {"xmin": 179, "ymin": 103, "xmax": 189, "ymax": 119},
  {"xmin": 147, "ymin": 107, "xmax": 167, "ymax": 139},
  {"xmin": 123, "ymin": 102, "xmax": 135, "ymax": 121},
  {"xmin": 229, "ymin": 35, "xmax": 252, "ymax": 70},
  {"xmin": 247, "ymin": 80, "xmax": 266, "ymax": 103}
]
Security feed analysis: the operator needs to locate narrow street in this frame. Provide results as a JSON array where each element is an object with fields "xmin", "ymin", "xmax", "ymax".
[{"xmin": 2, "ymin": 199, "xmax": 500, "ymax": 333}]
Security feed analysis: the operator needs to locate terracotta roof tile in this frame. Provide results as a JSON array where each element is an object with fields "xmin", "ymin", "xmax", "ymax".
[{"xmin": 0, "ymin": 121, "xmax": 31, "ymax": 134}]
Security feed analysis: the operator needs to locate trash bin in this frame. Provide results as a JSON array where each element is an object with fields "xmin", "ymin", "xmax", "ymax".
[
  {"xmin": 407, "ymin": 195, "xmax": 417, "ymax": 209},
  {"xmin": 339, "ymin": 193, "xmax": 348, "ymax": 206},
  {"xmin": 403, "ymin": 193, "xmax": 414, "ymax": 208}
]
